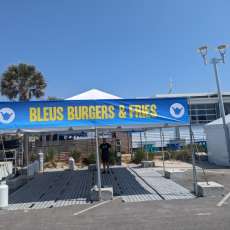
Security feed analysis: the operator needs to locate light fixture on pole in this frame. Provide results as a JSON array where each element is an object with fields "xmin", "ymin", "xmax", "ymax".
[
  {"xmin": 197, "ymin": 45, "xmax": 208, "ymax": 64},
  {"xmin": 197, "ymin": 44, "xmax": 230, "ymax": 164},
  {"xmin": 217, "ymin": 44, "xmax": 228, "ymax": 63}
]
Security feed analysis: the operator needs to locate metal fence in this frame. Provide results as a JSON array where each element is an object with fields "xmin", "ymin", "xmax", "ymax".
[
  {"xmin": 132, "ymin": 125, "xmax": 206, "ymax": 151},
  {"xmin": 27, "ymin": 160, "xmax": 40, "ymax": 177}
]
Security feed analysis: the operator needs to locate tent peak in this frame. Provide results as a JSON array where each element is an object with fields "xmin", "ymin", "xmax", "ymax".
[
  {"xmin": 206, "ymin": 114, "xmax": 230, "ymax": 126},
  {"xmin": 66, "ymin": 88, "xmax": 122, "ymax": 100}
]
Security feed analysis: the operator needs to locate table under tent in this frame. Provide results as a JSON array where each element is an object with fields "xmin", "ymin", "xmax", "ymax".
[{"xmin": 0, "ymin": 97, "xmax": 198, "ymax": 210}]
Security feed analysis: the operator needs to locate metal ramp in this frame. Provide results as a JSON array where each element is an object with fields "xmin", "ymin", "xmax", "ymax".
[
  {"xmin": 8, "ymin": 166, "xmax": 194, "ymax": 211},
  {"xmin": 8, "ymin": 170, "xmax": 90, "ymax": 210},
  {"xmin": 110, "ymin": 167, "xmax": 162, "ymax": 202},
  {"xmin": 129, "ymin": 168, "xmax": 195, "ymax": 200}
]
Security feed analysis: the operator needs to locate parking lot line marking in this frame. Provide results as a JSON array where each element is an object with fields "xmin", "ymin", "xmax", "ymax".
[
  {"xmin": 73, "ymin": 197, "xmax": 119, "ymax": 216},
  {"xmin": 195, "ymin": 212, "xmax": 211, "ymax": 216},
  {"xmin": 217, "ymin": 192, "xmax": 230, "ymax": 207}
]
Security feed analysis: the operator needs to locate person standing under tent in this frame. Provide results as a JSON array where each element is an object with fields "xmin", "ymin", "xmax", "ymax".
[{"xmin": 100, "ymin": 138, "xmax": 111, "ymax": 174}]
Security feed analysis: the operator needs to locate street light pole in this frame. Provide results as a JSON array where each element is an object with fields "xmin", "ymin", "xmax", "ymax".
[
  {"xmin": 211, "ymin": 58, "xmax": 230, "ymax": 163},
  {"xmin": 197, "ymin": 44, "xmax": 230, "ymax": 164}
]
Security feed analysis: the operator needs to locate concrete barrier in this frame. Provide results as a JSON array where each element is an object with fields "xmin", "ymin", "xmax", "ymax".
[
  {"xmin": 90, "ymin": 185, "xmax": 113, "ymax": 201},
  {"xmin": 141, "ymin": 161, "xmax": 155, "ymax": 168},
  {"xmin": 197, "ymin": 181, "xmax": 224, "ymax": 197},
  {"xmin": 164, "ymin": 169, "xmax": 185, "ymax": 179}
]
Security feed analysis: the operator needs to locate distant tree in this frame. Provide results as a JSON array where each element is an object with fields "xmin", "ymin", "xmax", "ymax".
[
  {"xmin": 47, "ymin": 96, "xmax": 64, "ymax": 101},
  {"xmin": 0, "ymin": 63, "xmax": 47, "ymax": 101}
]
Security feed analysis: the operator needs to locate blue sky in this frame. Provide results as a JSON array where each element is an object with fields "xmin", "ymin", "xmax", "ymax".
[{"xmin": 0, "ymin": 0, "xmax": 230, "ymax": 99}]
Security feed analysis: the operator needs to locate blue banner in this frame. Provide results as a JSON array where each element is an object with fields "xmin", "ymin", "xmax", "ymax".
[{"xmin": 0, "ymin": 98, "xmax": 189, "ymax": 130}]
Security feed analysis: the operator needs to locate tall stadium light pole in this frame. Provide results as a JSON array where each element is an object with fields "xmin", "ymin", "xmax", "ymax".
[{"xmin": 198, "ymin": 44, "xmax": 230, "ymax": 163}]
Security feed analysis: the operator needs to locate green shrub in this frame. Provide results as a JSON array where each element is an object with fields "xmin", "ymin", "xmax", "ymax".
[
  {"xmin": 145, "ymin": 152, "xmax": 155, "ymax": 161},
  {"xmin": 30, "ymin": 153, "xmax": 37, "ymax": 162},
  {"xmin": 133, "ymin": 149, "xmax": 145, "ymax": 164},
  {"xmin": 194, "ymin": 143, "xmax": 207, "ymax": 152},
  {"xmin": 70, "ymin": 150, "xmax": 81, "ymax": 162},
  {"xmin": 168, "ymin": 148, "xmax": 192, "ymax": 162},
  {"xmin": 160, "ymin": 151, "xmax": 171, "ymax": 160},
  {"xmin": 109, "ymin": 152, "xmax": 117, "ymax": 165},
  {"xmin": 45, "ymin": 147, "xmax": 56, "ymax": 162},
  {"xmin": 83, "ymin": 153, "xmax": 96, "ymax": 165}
]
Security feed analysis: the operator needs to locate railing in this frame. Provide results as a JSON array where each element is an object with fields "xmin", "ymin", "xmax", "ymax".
[
  {"xmin": 27, "ymin": 160, "xmax": 39, "ymax": 177},
  {"xmin": 0, "ymin": 161, "xmax": 13, "ymax": 180}
]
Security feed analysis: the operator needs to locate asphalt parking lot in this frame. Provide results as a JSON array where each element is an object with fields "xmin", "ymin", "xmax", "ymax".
[
  {"xmin": 0, "ymin": 195, "xmax": 230, "ymax": 230},
  {"xmin": 1, "ymin": 164, "xmax": 230, "ymax": 230}
]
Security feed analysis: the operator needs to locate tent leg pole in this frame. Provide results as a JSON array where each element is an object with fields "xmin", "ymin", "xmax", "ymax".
[
  {"xmin": 144, "ymin": 131, "xmax": 148, "ymax": 161},
  {"xmin": 160, "ymin": 128, "xmax": 165, "ymax": 177},
  {"xmin": 189, "ymin": 125, "xmax": 197, "ymax": 196},
  {"xmin": 23, "ymin": 134, "xmax": 29, "ymax": 168},
  {"xmin": 140, "ymin": 131, "xmax": 143, "ymax": 157},
  {"xmin": 95, "ymin": 128, "xmax": 102, "ymax": 200}
]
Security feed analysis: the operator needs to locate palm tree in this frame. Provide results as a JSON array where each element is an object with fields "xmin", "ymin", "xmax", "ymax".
[{"xmin": 0, "ymin": 63, "xmax": 47, "ymax": 101}]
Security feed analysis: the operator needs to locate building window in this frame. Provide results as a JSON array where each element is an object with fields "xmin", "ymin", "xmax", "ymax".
[
  {"xmin": 224, "ymin": 103, "xmax": 230, "ymax": 115},
  {"xmin": 190, "ymin": 103, "xmax": 218, "ymax": 124},
  {"xmin": 116, "ymin": 139, "xmax": 121, "ymax": 152}
]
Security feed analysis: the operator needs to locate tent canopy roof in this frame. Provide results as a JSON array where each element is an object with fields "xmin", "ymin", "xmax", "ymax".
[
  {"xmin": 66, "ymin": 88, "xmax": 122, "ymax": 100},
  {"xmin": 206, "ymin": 114, "xmax": 230, "ymax": 126},
  {"xmin": 0, "ymin": 123, "xmax": 188, "ymax": 135}
]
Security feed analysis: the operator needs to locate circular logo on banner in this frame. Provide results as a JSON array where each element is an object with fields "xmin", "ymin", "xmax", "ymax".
[
  {"xmin": 170, "ymin": 103, "xmax": 185, "ymax": 118},
  {"xmin": 0, "ymin": 108, "xmax": 15, "ymax": 124}
]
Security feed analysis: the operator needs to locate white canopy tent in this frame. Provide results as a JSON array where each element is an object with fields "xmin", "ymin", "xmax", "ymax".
[
  {"xmin": 205, "ymin": 115, "xmax": 230, "ymax": 166},
  {"xmin": 0, "ymin": 89, "xmax": 198, "ymax": 198},
  {"xmin": 66, "ymin": 88, "xmax": 122, "ymax": 100}
]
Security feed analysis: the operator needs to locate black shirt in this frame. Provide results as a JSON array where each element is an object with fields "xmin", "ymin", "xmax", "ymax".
[{"xmin": 100, "ymin": 143, "xmax": 111, "ymax": 155}]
